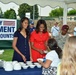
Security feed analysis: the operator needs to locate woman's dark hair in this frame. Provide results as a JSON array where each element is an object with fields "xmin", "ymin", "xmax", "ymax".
[
  {"xmin": 35, "ymin": 19, "xmax": 47, "ymax": 33},
  {"xmin": 48, "ymin": 38, "xmax": 62, "ymax": 58},
  {"xmin": 18, "ymin": 17, "xmax": 30, "ymax": 38}
]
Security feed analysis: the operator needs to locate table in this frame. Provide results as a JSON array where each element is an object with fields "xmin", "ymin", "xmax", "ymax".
[{"xmin": 0, "ymin": 67, "xmax": 42, "ymax": 75}]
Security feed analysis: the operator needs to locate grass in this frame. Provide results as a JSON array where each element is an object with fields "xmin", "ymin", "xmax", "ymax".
[
  {"xmin": 0, "ymin": 49, "xmax": 14, "ymax": 61},
  {"xmin": 0, "ymin": 49, "xmax": 50, "ymax": 61}
]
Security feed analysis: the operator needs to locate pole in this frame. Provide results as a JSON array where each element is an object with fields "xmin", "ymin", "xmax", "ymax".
[
  {"xmin": 63, "ymin": 3, "xmax": 67, "ymax": 25},
  {"xmin": 33, "ymin": 5, "xmax": 35, "ymax": 21}
]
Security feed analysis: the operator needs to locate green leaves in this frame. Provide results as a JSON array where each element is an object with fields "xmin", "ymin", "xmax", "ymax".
[
  {"xmin": 18, "ymin": 3, "xmax": 39, "ymax": 19},
  {"xmin": 49, "ymin": 7, "xmax": 63, "ymax": 17},
  {"xmin": 4, "ymin": 9, "xmax": 16, "ymax": 19},
  {"xmin": 49, "ymin": 7, "xmax": 76, "ymax": 17},
  {"xmin": 68, "ymin": 9, "xmax": 76, "ymax": 15}
]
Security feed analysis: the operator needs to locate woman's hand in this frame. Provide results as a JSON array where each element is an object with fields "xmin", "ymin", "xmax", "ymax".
[
  {"xmin": 38, "ymin": 50, "xmax": 44, "ymax": 54},
  {"xmin": 21, "ymin": 55, "xmax": 26, "ymax": 62},
  {"xmin": 38, "ymin": 60, "xmax": 43, "ymax": 64}
]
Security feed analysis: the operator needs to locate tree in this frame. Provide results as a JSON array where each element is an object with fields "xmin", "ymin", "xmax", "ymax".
[
  {"xmin": 18, "ymin": 3, "xmax": 39, "ymax": 19},
  {"xmin": 49, "ymin": 7, "xmax": 63, "ymax": 17},
  {"xmin": 68, "ymin": 9, "xmax": 76, "ymax": 15},
  {"xmin": 31, "ymin": 5, "xmax": 39, "ymax": 19},
  {"xmin": 4, "ymin": 9, "xmax": 16, "ymax": 19},
  {"xmin": 0, "ymin": 7, "xmax": 3, "ymax": 18}
]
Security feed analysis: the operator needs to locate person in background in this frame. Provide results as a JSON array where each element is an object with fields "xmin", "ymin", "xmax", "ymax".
[
  {"xmin": 73, "ymin": 25, "xmax": 76, "ymax": 36},
  {"xmin": 55, "ymin": 25, "xmax": 69, "ymax": 50},
  {"xmin": 57, "ymin": 36, "xmax": 76, "ymax": 75},
  {"xmin": 12, "ymin": 17, "xmax": 30, "ymax": 62},
  {"xmin": 51, "ymin": 22, "xmax": 60, "ymax": 38},
  {"xmin": 29, "ymin": 21, "xmax": 35, "ymax": 34},
  {"xmin": 30, "ymin": 19, "xmax": 50, "ymax": 62},
  {"xmin": 38, "ymin": 38, "xmax": 62, "ymax": 75}
]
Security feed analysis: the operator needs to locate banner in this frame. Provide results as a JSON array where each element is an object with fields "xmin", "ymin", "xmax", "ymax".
[{"xmin": 0, "ymin": 19, "xmax": 17, "ymax": 40}]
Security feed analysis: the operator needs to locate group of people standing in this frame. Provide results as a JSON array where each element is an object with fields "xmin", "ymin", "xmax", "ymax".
[
  {"xmin": 12, "ymin": 17, "xmax": 50, "ymax": 63},
  {"xmin": 12, "ymin": 17, "xmax": 76, "ymax": 75}
]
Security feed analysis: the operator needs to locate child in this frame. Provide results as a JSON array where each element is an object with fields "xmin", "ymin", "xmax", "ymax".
[{"xmin": 38, "ymin": 38, "xmax": 62, "ymax": 75}]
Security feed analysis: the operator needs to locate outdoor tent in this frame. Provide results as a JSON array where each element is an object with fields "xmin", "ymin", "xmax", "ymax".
[
  {"xmin": 0, "ymin": 0, "xmax": 76, "ymax": 24},
  {"xmin": 0, "ymin": 0, "xmax": 76, "ymax": 49}
]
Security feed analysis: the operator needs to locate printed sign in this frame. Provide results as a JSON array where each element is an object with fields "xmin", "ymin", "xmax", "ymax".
[
  {"xmin": 25, "ymin": 12, "xmax": 30, "ymax": 19},
  {"xmin": 0, "ymin": 19, "xmax": 17, "ymax": 40}
]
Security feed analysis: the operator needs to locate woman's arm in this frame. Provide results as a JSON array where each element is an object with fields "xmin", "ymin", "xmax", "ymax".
[
  {"xmin": 44, "ymin": 41, "xmax": 48, "ymax": 50},
  {"xmin": 12, "ymin": 37, "xmax": 26, "ymax": 62},
  {"xmin": 38, "ymin": 59, "xmax": 52, "ymax": 68},
  {"xmin": 44, "ymin": 32, "xmax": 50, "ymax": 51},
  {"xmin": 29, "ymin": 42, "xmax": 33, "ymax": 61}
]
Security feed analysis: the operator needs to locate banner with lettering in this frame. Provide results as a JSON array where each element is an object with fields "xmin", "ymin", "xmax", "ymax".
[{"xmin": 0, "ymin": 19, "xmax": 17, "ymax": 40}]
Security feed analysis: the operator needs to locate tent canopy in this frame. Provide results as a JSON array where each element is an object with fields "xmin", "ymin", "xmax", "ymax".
[
  {"xmin": 0, "ymin": 0, "xmax": 76, "ymax": 24},
  {"xmin": 0, "ymin": 0, "xmax": 76, "ymax": 8}
]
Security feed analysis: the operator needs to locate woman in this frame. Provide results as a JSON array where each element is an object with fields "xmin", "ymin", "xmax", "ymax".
[
  {"xmin": 38, "ymin": 38, "xmax": 62, "ymax": 75},
  {"xmin": 12, "ymin": 17, "xmax": 30, "ymax": 62},
  {"xmin": 57, "ymin": 36, "xmax": 76, "ymax": 75},
  {"xmin": 55, "ymin": 25, "xmax": 69, "ymax": 50},
  {"xmin": 30, "ymin": 19, "xmax": 49, "ymax": 62}
]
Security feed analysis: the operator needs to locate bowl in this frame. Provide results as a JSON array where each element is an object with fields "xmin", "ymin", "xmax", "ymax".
[
  {"xmin": 34, "ymin": 62, "xmax": 39, "ymax": 65},
  {"xmin": 29, "ymin": 64, "xmax": 35, "ymax": 68},
  {"xmin": 12, "ymin": 61, "xmax": 18, "ymax": 66},
  {"xmin": 37, "ymin": 58, "xmax": 43, "ymax": 62},
  {"xmin": 19, "ymin": 62, "xmax": 26, "ymax": 66},
  {"xmin": 4, "ymin": 62, "xmax": 13, "ymax": 71},
  {"xmin": 0, "ymin": 60, "xmax": 3, "ymax": 67},
  {"xmin": 22, "ymin": 65, "xmax": 28, "ymax": 69},
  {"xmin": 13, "ymin": 63, "xmax": 21, "ymax": 70},
  {"xmin": 36, "ymin": 64, "xmax": 41, "ymax": 68},
  {"xmin": 0, "ymin": 50, "xmax": 4, "ymax": 54},
  {"xmin": 26, "ymin": 61, "xmax": 32, "ymax": 65}
]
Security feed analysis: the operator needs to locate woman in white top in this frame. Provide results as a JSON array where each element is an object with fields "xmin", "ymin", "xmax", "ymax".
[{"xmin": 38, "ymin": 38, "xmax": 62, "ymax": 75}]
